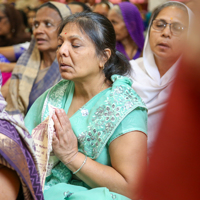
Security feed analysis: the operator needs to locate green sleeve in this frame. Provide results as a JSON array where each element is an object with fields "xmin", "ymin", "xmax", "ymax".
[
  {"xmin": 108, "ymin": 107, "xmax": 148, "ymax": 145},
  {"xmin": 24, "ymin": 89, "xmax": 49, "ymax": 135}
]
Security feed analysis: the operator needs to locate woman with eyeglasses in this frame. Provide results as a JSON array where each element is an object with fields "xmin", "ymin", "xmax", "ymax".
[{"xmin": 129, "ymin": 1, "xmax": 193, "ymax": 156}]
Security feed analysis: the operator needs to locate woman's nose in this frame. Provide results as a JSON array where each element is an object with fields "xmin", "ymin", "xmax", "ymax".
[
  {"xmin": 57, "ymin": 43, "xmax": 69, "ymax": 57},
  {"xmin": 33, "ymin": 24, "xmax": 45, "ymax": 34},
  {"xmin": 162, "ymin": 24, "xmax": 172, "ymax": 37}
]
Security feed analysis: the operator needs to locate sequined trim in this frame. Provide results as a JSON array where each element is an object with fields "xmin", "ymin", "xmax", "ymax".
[
  {"xmin": 42, "ymin": 80, "xmax": 70, "ymax": 121},
  {"xmin": 41, "ymin": 75, "xmax": 147, "ymax": 159},
  {"xmin": 77, "ymin": 84, "xmax": 146, "ymax": 159}
]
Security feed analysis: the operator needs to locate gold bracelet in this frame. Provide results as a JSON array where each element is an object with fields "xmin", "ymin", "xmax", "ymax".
[{"xmin": 73, "ymin": 155, "xmax": 87, "ymax": 174}]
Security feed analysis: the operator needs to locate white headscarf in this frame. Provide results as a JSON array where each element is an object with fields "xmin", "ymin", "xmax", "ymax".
[{"xmin": 129, "ymin": 1, "xmax": 193, "ymax": 155}]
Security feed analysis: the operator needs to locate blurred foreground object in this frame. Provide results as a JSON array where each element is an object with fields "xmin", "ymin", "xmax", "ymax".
[{"xmin": 142, "ymin": 1, "xmax": 200, "ymax": 199}]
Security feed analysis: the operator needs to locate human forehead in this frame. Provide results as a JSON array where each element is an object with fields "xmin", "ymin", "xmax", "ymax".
[
  {"xmin": 155, "ymin": 6, "xmax": 188, "ymax": 26},
  {"xmin": 108, "ymin": 8, "xmax": 122, "ymax": 20},
  {"xmin": 35, "ymin": 7, "xmax": 61, "ymax": 22},
  {"xmin": 60, "ymin": 23, "xmax": 92, "ymax": 42},
  {"xmin": 94, "ymin": 4, "xmax": 109, "ymax": 11}
]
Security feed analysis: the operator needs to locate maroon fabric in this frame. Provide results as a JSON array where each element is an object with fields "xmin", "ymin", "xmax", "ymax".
[{"xmin": 142, "ymin": 57, "xmax": 200, "ymax": 200}]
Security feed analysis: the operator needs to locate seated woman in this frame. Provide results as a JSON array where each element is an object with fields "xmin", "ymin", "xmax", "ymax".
[
  {"xmin": 0, "ymin": 3, "xmax": 32, "ymax": 88},
  {"xmin": 0, "ymin": 6, "xmax": 37, "ymax": 82},
  {"xmin": 5, "ymin": 1, "xmax": 71, "ymax": 116},
  {"xmin": 129, "ymin": 1, "xmax": 193, "ymax": 155},
  {"xmin": 0, "ymin": 71, "xmax": 43, "ymax": 200},
  {"xmin": 25, "ymin": 12, "xmax": 148, "ymax": 200},
  {"xmin": 108, "ymin": 2, "xmax": 144, "ymax": 60},
  {"xmin": 0, "ymin": 42, "xmax": 30, "ymax": 86},
  {"xmin": 0, "ymin": 3, "xmax": 31, "ymax": 47}
]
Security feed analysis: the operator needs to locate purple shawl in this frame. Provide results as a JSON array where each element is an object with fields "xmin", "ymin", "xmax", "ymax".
[{"xmin": 116, "ymin": 2, "xmax": 144, "ymax": 60}]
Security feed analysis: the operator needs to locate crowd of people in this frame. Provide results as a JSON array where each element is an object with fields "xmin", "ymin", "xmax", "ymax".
[{"xmin": 0, "ymin": 0, "xmax": 198, "ymax": 200}]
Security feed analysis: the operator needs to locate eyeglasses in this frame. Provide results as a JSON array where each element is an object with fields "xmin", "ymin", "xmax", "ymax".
[
  {"xmin": 0, "ymin": 16, "xmax": 7, "ymax": 22},
  {"xmin": 152, "ymin": 19, "xmax": 187, "ymax": 36}
]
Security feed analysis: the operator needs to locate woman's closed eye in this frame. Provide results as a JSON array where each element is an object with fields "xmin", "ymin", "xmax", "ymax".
[
  {"xmin": 155, "ymin": 21, "xmax": 165, "ymax": 28},
  {"xmin": 71, "ymin": 40, "xmax": 81, "ymax": 48},
  {"xmin": 111, "ymin": 20, "xmax": 118, "ymax": 25},
  {"xmin": 72, "ymin": 44, "xmax": 80, "ymax": 48}
]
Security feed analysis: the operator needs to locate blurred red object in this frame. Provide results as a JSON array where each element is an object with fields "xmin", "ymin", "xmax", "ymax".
[
  {"xmin": 141, "ymin": 2, "xmax": 200, "ymax": 198},
  {"xmin": 142, "ymin": 55, "xmax": 200, "ymax": 199}
]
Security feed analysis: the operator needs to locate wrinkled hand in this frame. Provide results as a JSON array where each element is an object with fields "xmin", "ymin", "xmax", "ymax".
[{"xmin": 52, "ymin": 109, "xmax": 78, "ymax": 164}]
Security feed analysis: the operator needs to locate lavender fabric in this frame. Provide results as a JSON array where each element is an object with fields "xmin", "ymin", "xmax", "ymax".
[
  {"xmin": 0, "ymin": 119, "xmax": 44, "ymax": 200},
  {"xmin": 0, "ymin": 71, "xmax": 44, "ymax": 199},
  {"xmin": 116, "ymin": 2, "xmax": 144, "ymax": 60}
]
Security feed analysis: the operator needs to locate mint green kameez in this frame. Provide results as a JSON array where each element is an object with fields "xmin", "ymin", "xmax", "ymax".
[{"xmin": 25, "ymin": 75, "xmax": 147, "ymax": 200}]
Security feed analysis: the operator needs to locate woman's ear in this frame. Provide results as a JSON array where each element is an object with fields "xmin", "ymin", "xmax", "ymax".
[
  {"xmin": 100, "ymin": 48, "xmax": 111, "ymax": 68},
  {"xmin": 104, "ymin": 48, "xmax": 111, "ymax": 61}
]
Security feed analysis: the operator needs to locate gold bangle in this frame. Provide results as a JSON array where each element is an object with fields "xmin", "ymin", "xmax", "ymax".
[{"xmin": 73, "ymin": 155, "xmax": 87, "ymax": 174}]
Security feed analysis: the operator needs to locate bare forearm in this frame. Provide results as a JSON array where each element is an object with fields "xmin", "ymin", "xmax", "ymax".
[
  {"xmin": 52, "ymin": 110, "xmax": 147, "ymax": 200},
  {"xmin": 0, "ymin": 63, "xmax": 16, "ymax": 72},
  {"xmin": 66, "ymin": 152, "xmax": 132, "ymax": 198},
  {"xmin": 0, "ymin": 47, "xmax": 16, "ymax": 62}
]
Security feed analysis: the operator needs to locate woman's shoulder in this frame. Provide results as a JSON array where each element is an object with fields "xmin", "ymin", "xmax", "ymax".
[{"xmin": 111, "ymin": 75, "xmax": 147, "ymax": 109}]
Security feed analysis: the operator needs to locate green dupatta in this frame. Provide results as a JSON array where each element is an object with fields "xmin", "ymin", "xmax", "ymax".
[{"xmin": 25, "ymin": 75, "xmax": 147, "ymax": 189}]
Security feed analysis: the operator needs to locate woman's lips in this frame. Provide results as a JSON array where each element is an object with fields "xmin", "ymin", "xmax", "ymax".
[
  {"xmin": 60, "ymin": 64, "xmax": 71, "ymax": 70},
  {"xmin": 36, "ymin": 38, "xmax": 46, "ymax": 44},
  {"xmin": 157, "ymin": 43, "xmax": 170, "ymax": 49}
]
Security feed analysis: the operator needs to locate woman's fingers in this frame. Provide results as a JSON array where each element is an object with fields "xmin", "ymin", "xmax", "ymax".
[
  {"xmin": 52, "ymin": 109, "xmax": 78, "ymax": 163},
  {"xmin": 53, "ymin": 109, "xmax": 73, "ymax": 141},
  {"xmin": 56, "ymin": 109, "xmax": 71, "ymax": 130},
  {"xmin": 52, "ymin": 133, "xmax": 59, "ymax": 147},
  {"xmin": 52, "ymin": 113, "xmax": 62, "ymax": 140}
]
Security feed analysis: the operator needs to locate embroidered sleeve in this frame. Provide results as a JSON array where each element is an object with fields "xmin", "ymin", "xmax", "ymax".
[{"xmin": 107, "ymin": 107, "xmax": 147, "ymax": 145}]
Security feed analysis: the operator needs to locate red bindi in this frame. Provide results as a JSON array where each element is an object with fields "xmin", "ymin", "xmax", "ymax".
[{"xmin": 65, "ymin": 32, "xmax": 67, "ymax": 34}]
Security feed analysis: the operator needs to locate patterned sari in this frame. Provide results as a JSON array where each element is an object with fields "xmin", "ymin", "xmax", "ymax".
[
  {"xmin": 0, "ymin": 72, "xmax": 44, "ymax": 200},
  {"xmin": 25, "ymin": 75, "xmax": 148, "ymax": 200}
]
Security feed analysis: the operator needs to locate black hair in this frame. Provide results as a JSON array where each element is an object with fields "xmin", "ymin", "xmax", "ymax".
[
  {"xmin": 150, "ymin": 2, "xmax": 188, "ymax": 27},
  {"xmin": 0, "ymin": 4, "xmax": 24, "ymax": 37},
  {"xmin": 58, "ymin": 12, "xmax": 130, "ymax": 82},
  {"xmin": 68, "ymin": 2, "xmax": 92, "ymax": 12},
  {"xmin": 18, "ymin": 9, "xmax": 28, "ymax": 27}
]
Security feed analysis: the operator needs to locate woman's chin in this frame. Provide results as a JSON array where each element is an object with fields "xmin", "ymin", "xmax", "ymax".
[{"xmin": 61, "ymin": 73, "xmax": 73, "ymax": 80}]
